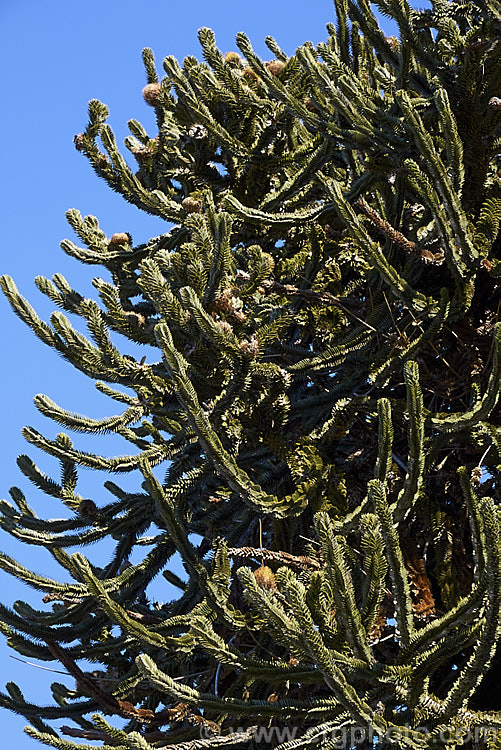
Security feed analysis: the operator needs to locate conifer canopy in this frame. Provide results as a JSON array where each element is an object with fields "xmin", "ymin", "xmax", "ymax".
[{"xmin": 1, "ymin": 1, "xmax": 501, "ymax": 748}]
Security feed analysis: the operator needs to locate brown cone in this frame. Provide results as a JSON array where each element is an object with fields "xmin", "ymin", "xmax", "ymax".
[
  {"xmin": 78, "ymin": 499, "xmax": 97, "ymax": 518},
  {"xmin": 253, "ymin": 565, "xmax": 276, "ymax": 590},
  {"xmin": 142, "ymin": 82, "xmax": 161, "ymax": 107},
  {"xmin": 266, "ymin": 60, "xmax": 286, "ymax": 76},
  {"xmin": 109, "ymin": 232, "xmax": 132, "ymax": 246},
  {"xmin": 224, "ymin": 52, "xmax": 241, "ymax": 64},
  {"xmin": 182, "ymin": 197, "xmax": 203, "ymax": 213}
]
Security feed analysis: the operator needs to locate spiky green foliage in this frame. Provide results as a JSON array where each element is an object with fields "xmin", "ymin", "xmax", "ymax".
[{"xmin": 1, "ymin": 1, "xmax": 501, "ymax": 748}]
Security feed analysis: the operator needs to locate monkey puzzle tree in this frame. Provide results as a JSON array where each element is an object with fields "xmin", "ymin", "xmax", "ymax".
[{"xmin": 1, "ymin": 0, "xmax": 501, "ymax": 748}]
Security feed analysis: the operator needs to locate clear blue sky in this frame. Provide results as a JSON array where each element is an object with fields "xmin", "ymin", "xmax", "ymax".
[{"xmin": 0, "ymin": 1, "xmax": 399, "ymax": 747}]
